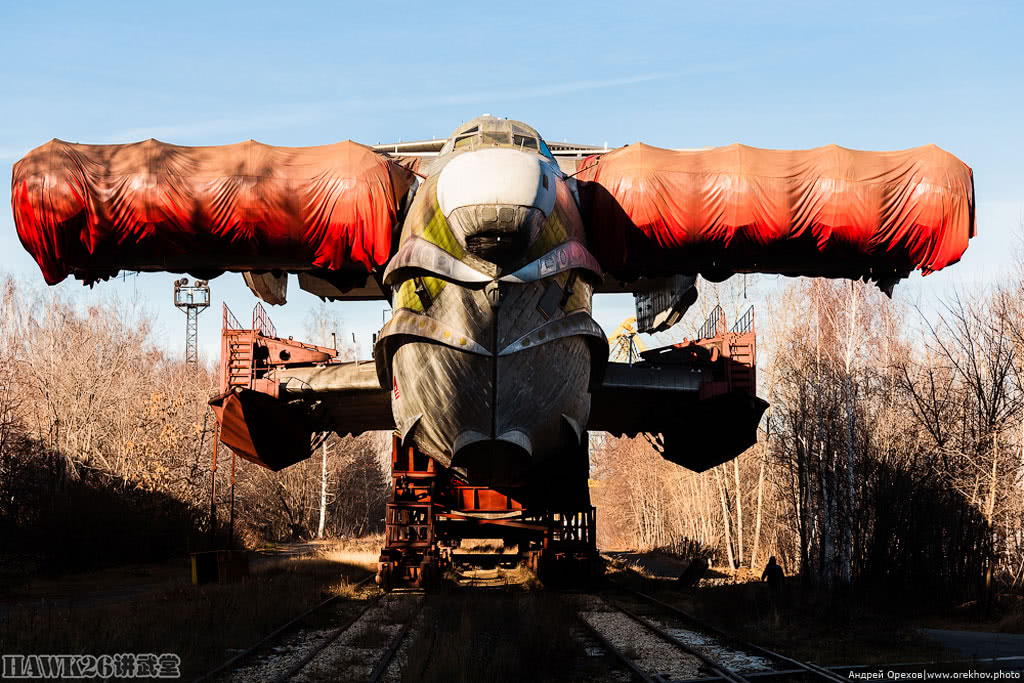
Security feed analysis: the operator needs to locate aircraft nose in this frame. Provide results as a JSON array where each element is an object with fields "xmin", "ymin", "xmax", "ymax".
[
  {"xmin": 437, "ymin": 148, "xmax": 558, "ymax": 265},
  {"xmin": 437, "ymin": 148, "xmax": 557, "ymax": 217}
]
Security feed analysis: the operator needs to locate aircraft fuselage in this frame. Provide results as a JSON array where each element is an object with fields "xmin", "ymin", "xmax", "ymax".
[{"xmin": 373, "ymin": 116, "xmax": 607, "ymax": 488}]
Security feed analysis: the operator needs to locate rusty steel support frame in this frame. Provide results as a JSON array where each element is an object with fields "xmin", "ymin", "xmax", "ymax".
[
  {"xmin": 377, "ymin": 440, "xmax": 439, "ymax": 590},
  {"xmin": 209, "ymin": 423, "xmax": 219, "ymax": 544},
  {"xmin": 208, "ymin": 418, "xmax": 238, "ymax": 550},
  {"xmin": 219, "ymin": 301, "xmax": 337, "ymax": 398},
  {"xmin": 376, "ymin": 435, "xmax": 602, "ymax": 591},
  {"xmin": 229, "ymin": 447, "xmax": 236, "ymax": 549},
  {"xmin": 210, "ymin": 302, "xmax": 342, "ymax": 471}
]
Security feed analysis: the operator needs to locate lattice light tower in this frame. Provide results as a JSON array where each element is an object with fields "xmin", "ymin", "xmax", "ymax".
[
  {"xmin": 607, "ymin": 316, "xmax": 646, "ymax": 365},
  {"xmin": 173, "ymin": 278, "xmax": 210, "ymax": 367}
]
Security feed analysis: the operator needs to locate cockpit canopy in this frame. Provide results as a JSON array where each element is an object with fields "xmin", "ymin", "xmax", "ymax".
[{"xmin": 440, "ymin": 115, "xmax": 554, "ymax": 159}]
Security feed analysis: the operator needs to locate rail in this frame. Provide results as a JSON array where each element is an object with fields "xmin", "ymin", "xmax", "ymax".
[
  {"xmin": 575, "ymin": 616, "xmax": 656, "ymax": 683},
  {"xmin": 222, "ymin": 303, "xmax": 242, "ymax": 330},
  {"xmin": 192, "ymin": 573, "xmax": 375, "ymax": 683},
  {"xmin": 697, "ymin": 305, "xmax": 725, "ymax": 340},
  {"xmin": 252, "ymin": 302, "xmax": 277, "ymax": 338},
  {"xmin": 605, "ymin": 577, "xmax": 854, "ymax": 683},
  {"xmin": 367, "ymin": 596, "xmax": 427, "ymax": 683},
  {"xmin": 601, "ymin": 594, "xmax": 753, "ymax": 683},
  {"xmin": 268, "ymin": 592, "xmax": 386, "ymax": 683},
  {"xmin": 732, "ymin": 305, "xmax": 755, "ymax": 334}
]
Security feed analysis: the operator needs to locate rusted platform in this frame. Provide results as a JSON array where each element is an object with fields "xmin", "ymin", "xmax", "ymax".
[{"xmin": 377, "ymin": 435, "xmax": 602, "ymax": 590}]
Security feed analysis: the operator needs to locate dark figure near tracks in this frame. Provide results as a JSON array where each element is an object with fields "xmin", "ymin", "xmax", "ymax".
[
  {"xmin": 762, "ymin": 556, "xmax": 785, "ymax": 615},
  {"xmin": 677, "ymin": 557, "xmax": 709, "ymax": 589}
]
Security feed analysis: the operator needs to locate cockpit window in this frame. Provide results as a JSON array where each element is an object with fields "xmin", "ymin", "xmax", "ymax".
[
  {"xmin": 513, "ymin": 134, "xmax": 538, "ymax": 151},
  {"xmin": 538, "ymin": 138, "xmax": 554, "ymax": 159},
  {"xmin": 481, "ymin": 131, "xmax": 512, "ymax": 145},
  {"xmin": 443, "ymin": 125, "xmax": 554, "ymax": 158},
  {"xmin": 453, "ymin": 130, "xmax": 513, "ymax": 149},
  {"xmin": 453, "ymin": 134, "xmax": 476, "ymax": 150}
]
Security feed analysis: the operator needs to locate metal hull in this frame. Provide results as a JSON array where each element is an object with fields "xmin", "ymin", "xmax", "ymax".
[
  {"xmin": 386, "ymin": 275, "xmax": 598, "ymax": 487},
  {"xmin": 375, "ymin": 131, "xmax": 606, "ymax": 488},
  {"xmin": 391, "ymin": 333, "xmax": 593, "ymax": 484}
]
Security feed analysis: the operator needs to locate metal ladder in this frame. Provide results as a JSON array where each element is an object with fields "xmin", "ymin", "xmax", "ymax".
[{"xmin": 221, "ymin": 304, "xmax": 254, "ymax": 392}]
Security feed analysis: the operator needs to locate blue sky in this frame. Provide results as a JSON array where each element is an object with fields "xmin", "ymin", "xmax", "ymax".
[{"xmin": 1, "ymin": 0, "xmax": 1021, "ymax": 362}]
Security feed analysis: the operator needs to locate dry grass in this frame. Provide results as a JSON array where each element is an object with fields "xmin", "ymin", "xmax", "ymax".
[
  {"xmin": 457, "ymin": 539, "xmax": 518, "ymax": 554},
  {"xmin": 445, "ymin": 557, "xmax": 543, "ymax": 590},
  {"xmin": 501, "ymin": 564, "xmax": 541, "ymax": 589},
  {"xmin": 0, "ymin": 550, "xmax": 373, "ymax": 680},
  {"xmin": 316, "ymin": 534, "xmax": 384, "ymax": 570},
  {"xmin": 604, "ymin": 557, "xmax": 657, "ymax": 585},
  {"xmin": 625, "ymin": 561, "xmax": 654, "ymax": 579}
]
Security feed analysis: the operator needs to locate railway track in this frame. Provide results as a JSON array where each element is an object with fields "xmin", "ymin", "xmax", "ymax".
[
  {"xmin": 192, "ymin": 563, "xmax": 852, "ymax": 682},
  {"xmin": 575, "ymin": 579, "xmax": 853, "ymax": 683},
  {"xmin": 365, "ymin": 594, "xmax": 425, "ymax": 683},
  {"xmin": 193, "ymin": 575, "xmax": 425, "ymax": 683}
]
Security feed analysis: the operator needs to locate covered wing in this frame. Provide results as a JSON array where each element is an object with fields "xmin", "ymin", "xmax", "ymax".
[
  {"xmin": 577, "ymin": 143, "xmax": 975, "ymax": 289},
  {"xmin": 12, "ymin": 138, "xmax": 416, "ymax": 285},
  {"xmin": 587, "ymin": 362, "xmax": 769, "ymax": 473}
]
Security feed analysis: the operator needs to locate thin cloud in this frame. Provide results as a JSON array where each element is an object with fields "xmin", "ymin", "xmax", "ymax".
[
  {"xmin": 0, "ymin": 147, "xmax": 27, "ymax": 161},
  {"xmin": 100, "ymin": 61, "xmax": 750, "ymax": 143},
  {"xmin": 389, "ymin": 72, "xmax": 678, "ymax": 108},
  {"xmin": 111, "ymin": 109, "xmax": 326, "ymax": 142},
  {"xmin": 339, "ymin": 61, "xmax": 751, "ymax": 111}
]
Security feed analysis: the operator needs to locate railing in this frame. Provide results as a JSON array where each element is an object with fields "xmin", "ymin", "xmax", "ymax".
[
  {"xmin": 252, "ymin": 302, "xmax": 277, "ymax": 338},
  {"xmin": 696, "ymin": 305, "xmax": 724, "ymax": 340},
  {"xmin": 223, "ymin": 302, "xmax": 278, "ymax": 338},
  {"xmin": 223, "ymin": 303, "xmax": 242, "ymax": 330},
  {"xmin": 732, "ymin": 305, "xmax": 755, "ymax": 334}
]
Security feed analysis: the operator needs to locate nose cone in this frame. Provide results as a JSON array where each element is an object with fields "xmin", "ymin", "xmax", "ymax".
[
  {"xmin": 437, "ymin": 148, "xmax": 557, "ymax": 218},
  {"xmin": 437, "ymin": 149, "xmax": 557, "ymax": 266}
]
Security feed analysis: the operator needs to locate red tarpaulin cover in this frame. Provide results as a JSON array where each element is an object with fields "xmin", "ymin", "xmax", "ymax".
[
  {"xmin": 576, "ymin": 143, "xmax": 975, "ymax": 287},
  {"xmin": 12, "ymin": 138, "xmax": 417, "ymax": 285}
]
